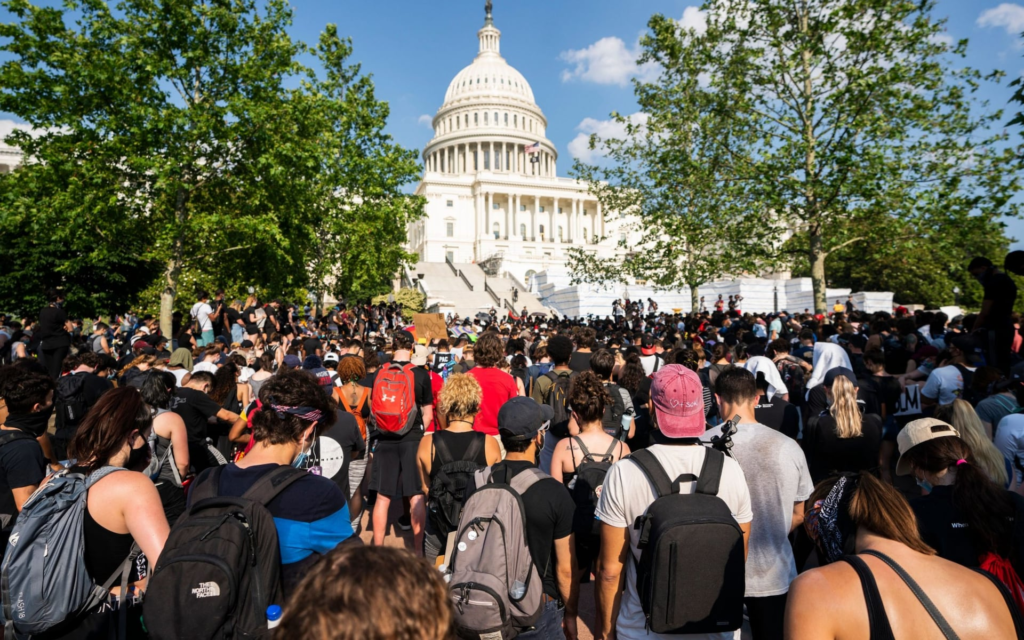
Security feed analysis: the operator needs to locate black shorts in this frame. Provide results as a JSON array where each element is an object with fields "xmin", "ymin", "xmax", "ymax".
[
  {"xmin": 244, "ymin": 324, "xmax": 258, "ymax": 335},
  {"xmin": 372, "ymin": 437, "xmax": 423, "ymax": 497}
]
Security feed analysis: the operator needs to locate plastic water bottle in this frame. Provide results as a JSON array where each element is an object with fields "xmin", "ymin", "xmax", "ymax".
[
  {"xmin": 510, "ymin": 580, "xmax": 526, "ymax": 600},
  {"xmin": 266, "ymin": 605, "xmax": 282, "ymax": 629}
]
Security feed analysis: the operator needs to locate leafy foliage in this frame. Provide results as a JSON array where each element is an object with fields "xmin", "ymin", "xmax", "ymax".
[{"xmin": 372, "ymin": 288, "xmax": 424, "ymax": 321}]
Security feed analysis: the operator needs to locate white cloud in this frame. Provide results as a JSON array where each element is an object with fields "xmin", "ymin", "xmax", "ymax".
[
  {"xmin": 559, "ymin": 36, "xmax": 653, "ymax": 86},
  {"xmin": 417, "ymin": 114, "xmax": 433, "ymax": 127},
  {"xmin": 679, "ymin": 6, "xmax": 707, "ymax": 36},
  {"xmin": 978, "ymin": 3, "xmax": 1024, "ymax": 35},
  {"xmin": 568, "ymin": 113, "xmax": 649, "ymax": 163}
]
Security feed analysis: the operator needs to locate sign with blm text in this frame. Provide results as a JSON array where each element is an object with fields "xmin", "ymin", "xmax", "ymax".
[{"xmin": 895, "ymin": 385, "xmax": 922, "ymax": 417}]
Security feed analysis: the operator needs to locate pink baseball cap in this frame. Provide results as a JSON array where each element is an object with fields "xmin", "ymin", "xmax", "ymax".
[{"xmin": 650, "ymin": 364, "xmax": 706, "ymax": 438}]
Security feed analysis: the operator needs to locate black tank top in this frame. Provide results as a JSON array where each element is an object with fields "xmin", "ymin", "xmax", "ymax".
[
  {"xmin": 430, "ymin": 430, "xmax": 487, "ymax": 477},
  {"xmin": 72, "ymin": 466, "xmax": 141, "ymax": 583}
]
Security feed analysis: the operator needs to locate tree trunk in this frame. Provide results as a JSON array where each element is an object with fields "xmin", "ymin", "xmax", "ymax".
[
  {"xmin": 690, "ymin": 283, "xmax": 701, "ymax": 314},
  {"xmin": 161, "ymin": 189, "xmax": 188, "ymax": 340},
  {"xmin": 809, "ymin": 226, "xmax": 827, "ymax": 314}
]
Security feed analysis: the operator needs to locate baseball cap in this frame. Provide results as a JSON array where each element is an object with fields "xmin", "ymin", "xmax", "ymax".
[
  {"xmin": 823, "ymin": 367, "xmax": 857, "ymax": 388},
  {"xmin": 411, "ymin": 345, "xmax": 429, "ymax": 367},
  {"xmin": 240, "ymin": 340, "xmax": 254, "ymax": 349},
  {"xmin": 393, "ymin": 329, "xmax": 415, "ymax": 346},
  {"xmin": 323, "ymin": 352, "xmax": 340, "ymax": 364},
  {"xmin": 283, "ymin": 354, "xmax": 302, "ymax": 368},
  {"xmin": 650, "ymin": 364, "xmax": 705, "ymax": 438},
  {"xmin": 497, "ymin": 397, "xmax": 555, "ymax": 439},
  {"xmin": 641, "ymin": 334, "xmax": 657, "ymax": 356},
  {"xmin": 896, "ymin": 418, "xmax": 961, "ymax": 476}
]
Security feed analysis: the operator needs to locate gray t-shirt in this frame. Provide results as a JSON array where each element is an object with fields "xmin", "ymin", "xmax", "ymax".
[
  {"xmin": 595, "ymin": 444, "xmax": 752, "ymax": 640},
  {"xmin": 976, "ymin": 393, "xmax": 1020, "ymax": 433},
  {"xmin": 702, "ymin": 422, "xmax": 812, "ymax": 597}
]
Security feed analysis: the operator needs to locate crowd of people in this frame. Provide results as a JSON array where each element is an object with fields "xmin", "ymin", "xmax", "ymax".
[{"xmin": 0, "ymin": 255, "xmax": 1022, "ymax": 639}]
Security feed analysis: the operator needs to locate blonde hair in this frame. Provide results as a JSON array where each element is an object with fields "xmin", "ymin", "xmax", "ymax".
[
  {"xmin": 830, "ymin": 375, "xmax": 862, "ymax": 439},
  {"xmin": 438, "ymin": 374, "xmax": 482, "ymax": 421},
  {"xmin": 935, "ymin": 401, "xmax": 1008, "ymax": 487},
  {"xmin": 119, "ymin": 354, "xmax": 158, "ymax": 377}
]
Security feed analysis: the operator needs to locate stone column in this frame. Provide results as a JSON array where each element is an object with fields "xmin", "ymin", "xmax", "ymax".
[
  {"xmin": 475, "ymin": 192, "xmax": 483, "ymax": 243},
  {"xmin": 512, "ymin": 194, "xmax": 518, "ymax": 238},
  {"xmin": 486, "ymin": 192, "xmax": 492, "ymax": 237}
]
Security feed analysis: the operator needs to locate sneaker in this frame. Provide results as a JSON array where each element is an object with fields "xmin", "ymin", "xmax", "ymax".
[{"xmin": 397, "ymin": 514, "xmax": 412, "ymax": 531}]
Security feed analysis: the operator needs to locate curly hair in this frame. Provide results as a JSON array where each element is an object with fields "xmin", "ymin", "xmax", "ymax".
[
  {"xmin": 252, "ymin": 369, "xmax": 336, "ymax": 446},
  {"xmin": 337, "ymin": 356, "xmax": 366, "ymax": 383},
  {"xmin": 473, "ymin": 332, "xmax": 505, "ymax": 368},
  {"xmin": 437, "ymin": 373, "xmax": 482, "ymax": 421},
  {"xmin": 275, "ymin": 545, "xmax": 453, "ymax": 640},
  {"xmin": 570, "ymin": 371, "xmax": 612, "ymax": 424}
]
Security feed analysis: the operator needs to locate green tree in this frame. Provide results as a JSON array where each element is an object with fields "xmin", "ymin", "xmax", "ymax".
[
  {"xmin": 570, "ymin": 17, "xmax": 774, "ymax": 310},
  {"xmin": 372, "ymin": 288, "xmax": 424, "ymax": 322},
  {"xmin": 302, "ymin": 28, "xmax": 424, "ymax": 314},
  {"xmin": 0, "ymin": 0, "xmax": 422, "ymax": 331},
  {"xmin": 630, "ymin": 0, "xmax": 1022, "ymax": 312}
]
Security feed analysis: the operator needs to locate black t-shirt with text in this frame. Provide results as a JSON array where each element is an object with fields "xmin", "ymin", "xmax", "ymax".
[
  {"xmin": 172, "ymin": 387, "xmax": 222, "ymax": 443},
  {"xmin": 753, "ymin": 394, "xmax": 800, "ymax": 439}
]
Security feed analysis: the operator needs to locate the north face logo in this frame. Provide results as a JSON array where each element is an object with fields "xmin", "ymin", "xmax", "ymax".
[{"xmin": 191, "ymin": 581, "xmax": 221, "ymax": 598}]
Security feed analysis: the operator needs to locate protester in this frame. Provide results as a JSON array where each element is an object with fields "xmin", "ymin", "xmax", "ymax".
[
  {"xmin": 702, "ymin": 367, "xmax": 811, "ymax": 640},
  {"xmin": 49, "ymin": 386, "xmax": 170, "ymax": 638},
  {"xmin": 0, "ymin": 369, "xmax": 53, "ymax": 538},
  {"xmin": 589, "ymin": 348, "xmax": 635, "ymax": 440},
  {"xmin": 415, "ymin": 373, "xmax": 499, "ymax": 563},
  {"xmin": 36, "ymin": 289, "xmax": 72, "ymax": 380},
  {"xmin": 171, "ymin": 370, "xmax": 246, "ymax": 473},
  {"xmin": 786, "ymin": 472, "xmax": 1021, "ymax": 639},
  {"xmin": 52, "ymin": 352, "xmax": 113, "ymax": 461},
  {"xmin": 934, "ymin": 401, "xmax": 1010, "ymax": 487},
  {"xmin": 803, "ymin": 368, "xmax": 883, "ymax": 483},
  {"xmin": 138, "ymin": 371, "xmax": 190, "ymax": 523},
  {"xmin": 333, "ymin": 354, "xmax": 371, "ymax": 530},
  {"xmin": 275, "ymin": 546, "xmax": 453, "ymax": 640},
  {"xmin": 595, "ymin": 364, "xmax": 752, "ymax": 640},
  {"xmin": 531, "ymin": 334, "xmax": 576, "ymax": 473},
  {"xmin": 190, "ymin": 368, "xmax": 352, "ymax": 593},
  {"xmin": 466, "ymin": 332, "xmax": 521, "ymax": 436},
  {"xmin": 968, "ymin": 256, "xmax": 1018, "ymax": 375}
]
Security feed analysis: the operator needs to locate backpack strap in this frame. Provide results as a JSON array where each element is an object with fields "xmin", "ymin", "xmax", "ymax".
[
  {"xmin": 433, "ymin": 432, "xmax": 455, "ymax": 466},
  {"xmin": 188, "ymin": 466, "xmax": 225, "ymax": 504},
  {"xmin": 695, "ymin": 448, "xmax": 725, "ymax": 496},
  {"xmin": 356, "ymin": 387, "xmax": 370, "ymax": 412},
  {"xmin": 0, "ymin": 430, "xmax": 34, "ymax": 449},
  {"xmin": 241, "ymin": 465, "xmax": 309, "ymax": 506},
  {"xmin": 508, "ymin": 467, "xmax": 547, "ymax": 495},
  {"xmin": 629, "ymin": 449, "xmax": 674, "ymax": 499},
  {"xmin": 602, "ymin": 437, "xmax": 619, "ymax": 462},
  {"xmin": 860, "ymin": 550, "xmax": 959, "ymax": 640},
  {"xmin": 462, "ymin": 432, "xmax": 485, "ymax": 463},
  {"xmin": 573, "ymin": 436, "xmax": 594, "ymax": 462}
]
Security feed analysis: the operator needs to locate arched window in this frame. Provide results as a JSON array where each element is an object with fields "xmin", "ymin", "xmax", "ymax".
[
  {"xmin": 519, "ymin": 223, "xmax": 526, "ymax": 237},
  {"xmin": 484, "ymin": 112, "xmax": 489, "ymax": 125},
  {"xmin": 474, "ymin": 112, "xmax": 479, "ymax": 125},
  {"xmin": 504, "ymin": 113, "xmax": 508, "ymax": 125},
  {"xmin": 493, "ymin": 222, "xmax": 500, "ymax": 239}
]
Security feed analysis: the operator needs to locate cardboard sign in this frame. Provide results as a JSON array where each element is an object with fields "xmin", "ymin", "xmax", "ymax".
[
  {"xmin": 895, "ymin": 385, "xmax": 922, "ymax": 417},
  {"xmin": 413, "ymin": 313, "xmax": 449, "ymax": 342}
]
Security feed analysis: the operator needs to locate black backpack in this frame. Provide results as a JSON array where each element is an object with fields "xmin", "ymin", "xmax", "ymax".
[
  {"xmin": 544, "ymin": 371, "xmax": 577, "ymax": 438},
  {"xmin": 55, "ymin": 373, "xmax": 89, "ymax": 433},
  {"xmin": 569, "ymin": 437, "xmax": 619, "ymax": 540},
  {"xmin": 144, "ymin": 465, "xmax": 306, "ymax": 640},
  {"xmin": 601, "ymin": 383, "xmax": 628, "ymax": 439},
  {"xmin": 629, "ymin": 448, "xmax": 745, "ymax": 634},
  {"xmin": 427, "ymin": 433, "xmax": 486, "ymax": 538}
]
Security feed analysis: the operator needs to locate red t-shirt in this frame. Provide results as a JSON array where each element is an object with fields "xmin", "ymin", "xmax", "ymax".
[
  {"xmin": 467, "ymin": 367, "xmax": 519, "ymax": 436},
  {"xmin": 427, "ymin": 369, "xmax": 444, "ymax": 432}
]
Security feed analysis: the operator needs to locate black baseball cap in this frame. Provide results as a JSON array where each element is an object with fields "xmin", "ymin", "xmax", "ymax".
[
  {"xmin": 824, "ymin": 367, "xmax": 858, "ymax": 387},
  {"xmin": 497, "ymin": 397, "xmax": 554, "ymax": 439}
]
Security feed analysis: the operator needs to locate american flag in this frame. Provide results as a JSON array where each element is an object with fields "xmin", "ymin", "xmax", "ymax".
[{"xmin": 525, "ymin": 142, "xmax": 540, "ymax": 155}]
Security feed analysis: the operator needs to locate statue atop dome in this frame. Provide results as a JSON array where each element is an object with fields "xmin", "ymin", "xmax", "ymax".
[{"xmin": 485, "ymin": 1, "xmax": 493, "ymax": 23}]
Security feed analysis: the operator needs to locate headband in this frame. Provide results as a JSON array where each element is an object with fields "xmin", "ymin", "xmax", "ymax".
[{"xmin": 266, "ymin": 396, "xmax": 323, "ymax": 423}]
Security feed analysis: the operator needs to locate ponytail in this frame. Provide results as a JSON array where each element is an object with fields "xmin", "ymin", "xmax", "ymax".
[{"xmin": 830, "ymin": 375, "xmax": 862, "ymax": 439}]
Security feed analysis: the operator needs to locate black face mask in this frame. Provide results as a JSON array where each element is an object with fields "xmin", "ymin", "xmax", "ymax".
[
  {"xmin": 5, "ymin": 404, "xmax": 55, "ymax": 438},
  {"xmin": 125, "ymin": 437, "xmax": 151, "ymax": 471}
]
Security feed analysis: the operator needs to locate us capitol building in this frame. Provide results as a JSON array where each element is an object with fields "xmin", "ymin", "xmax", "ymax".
[{"xmin": 407, "ymin": 3, "xmax": 633, "ymax": 293}]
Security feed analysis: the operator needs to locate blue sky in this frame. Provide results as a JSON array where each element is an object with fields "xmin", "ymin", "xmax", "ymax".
[{"xmin": 5, "ymin": 0, "xmax": 1024, "ymax": 245}]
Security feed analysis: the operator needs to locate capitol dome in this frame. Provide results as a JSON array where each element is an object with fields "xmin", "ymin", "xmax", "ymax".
[{"xmin": 442, "ymin": 26, "xmax": 536, "ymax": 108}]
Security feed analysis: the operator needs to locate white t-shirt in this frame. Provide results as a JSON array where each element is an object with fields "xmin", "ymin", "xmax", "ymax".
[
  {"xmin": 640, "ymin": 354, "xmax": 663, "ymax": 377},
  {"xmin": 921, "ymin": 365, "xmax": 967, "ymax": 405},
  {"xmin": 191, "ymin": 302, "xmax": 214, "ymax": 332},
  {"xmin": 702, "ymin": 423, "xmax": 812, "ymax": 596},
  {"xmin": 995, "ymin": 414, "xmax": 1024, "ymax": 483},
  {"xmin": 595, "ymin": 444, "xmax": 753, "ymax": 640}
]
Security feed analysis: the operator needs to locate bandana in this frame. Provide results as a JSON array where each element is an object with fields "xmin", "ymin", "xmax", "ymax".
[
  {"xmin": 267, "ymin": 397, "xmax": 323, "ymax": 423},
  {"xmin": 808, "ymin": 475, "xmax": 859, "ymax": 564}
]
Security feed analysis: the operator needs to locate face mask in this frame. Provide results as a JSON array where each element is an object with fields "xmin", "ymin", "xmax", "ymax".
[
  {"xmin": 292, "ymin": 432, "xmax": 312, "ymax": 469},
  {"xmin": 915, "ymin": 477, "xmax": 933, "ymax": 493},
  {"xmin": 5, "ymin": 403, "xmax": 56, "ymax": 437},
  {"xmin": 126, "ymin": 436, "xmax": 151, "ymax": 471}
]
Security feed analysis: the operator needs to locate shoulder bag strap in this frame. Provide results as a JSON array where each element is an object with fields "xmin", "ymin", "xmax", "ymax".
[
  {"xmin": 860, "ymin": 550, "xmax": 960, "ymax": 640},
  {"xmin": 971, "ymin": 568, "xmax": 1024, "ymax": 639},
  {"xmin": 241, "ymin": 465, "xmax": 308, "ymax": 505},
  {"xmin": 628, "ymin": 449, "xmax": 674, "ymax": 499},
  {"xmin": 694, "ymin": 448, "xmax": 725, "ymax": 496},
  {"xmin": 432, "ymin": 432, "xmax": 455, "ymax": 466}
]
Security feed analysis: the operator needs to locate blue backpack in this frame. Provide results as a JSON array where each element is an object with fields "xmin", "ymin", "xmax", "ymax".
[{"xmin": 1, "ymin": 467, "xmax": 138, "ymax": 638}]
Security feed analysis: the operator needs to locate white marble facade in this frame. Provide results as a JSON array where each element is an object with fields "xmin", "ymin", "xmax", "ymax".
[{"xmin": 409, "ymin": 7, "xmax": 635, "ymax": 288}]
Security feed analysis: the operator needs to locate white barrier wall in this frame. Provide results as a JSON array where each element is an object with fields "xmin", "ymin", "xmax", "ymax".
[{"xmin": 533, "ymin": 268, "xmax": 893, "ymax": 317}]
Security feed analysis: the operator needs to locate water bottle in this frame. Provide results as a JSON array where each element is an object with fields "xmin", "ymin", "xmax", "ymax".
[
  {"xmin": 266, "ymin": 605, "xmax": 282, "ymax": 629},
  {"xmin": 510, "ymin": 580, "xmax": 526, "ymax": 600}
]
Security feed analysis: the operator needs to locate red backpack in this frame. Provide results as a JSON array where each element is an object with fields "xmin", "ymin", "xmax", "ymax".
[{"xmin": 371, "ymin": 363, "xmax": 418, "ymax": 436}]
